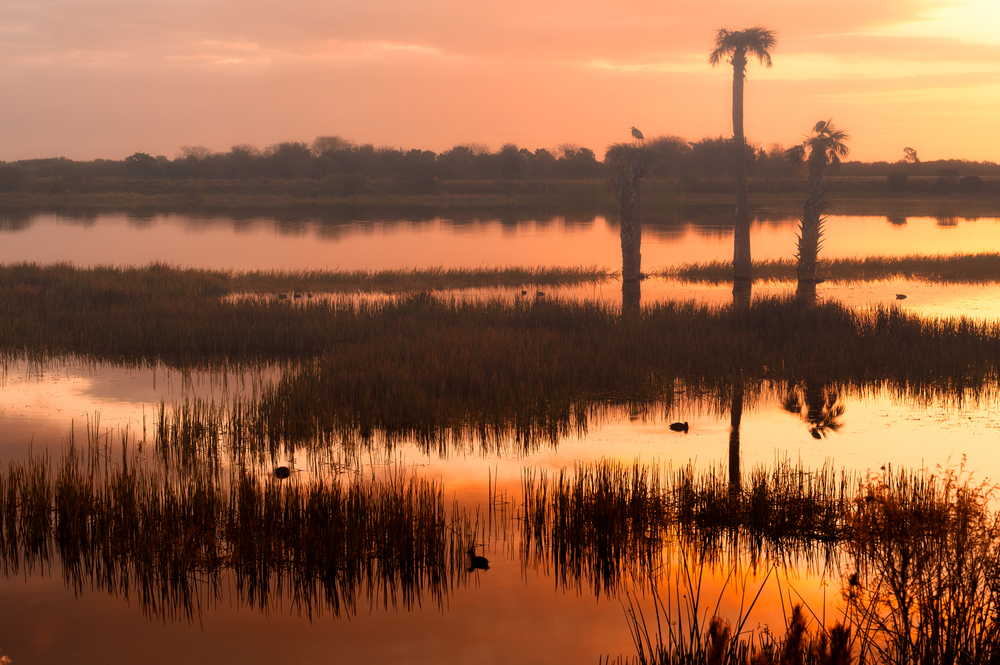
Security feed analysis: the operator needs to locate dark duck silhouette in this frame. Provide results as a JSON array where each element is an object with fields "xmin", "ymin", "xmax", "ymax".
[
  {"xmin": 669, "ymin": 422, "xmax": 689, "ymax": 433},
  {"xmin": 274, "ymin": 466, "xmax": 292, "ymax": 479},
  {"xmin": 467, "ymin": 547, "xmax": 490, "ymax": 572}
]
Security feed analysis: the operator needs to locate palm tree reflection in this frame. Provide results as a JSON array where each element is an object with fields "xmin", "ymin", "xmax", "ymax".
[
  {"xmin": 781, "ymin": 380, "xmax": 845, "ymax": 440},
  {"xmin": 729, "ymin": 380, "xmax": 743, "ymax": 494}
]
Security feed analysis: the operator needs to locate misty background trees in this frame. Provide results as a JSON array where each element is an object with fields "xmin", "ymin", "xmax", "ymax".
[{"xmin": 1, "ymin": 133, "xmax": 999, "ymax": 195}]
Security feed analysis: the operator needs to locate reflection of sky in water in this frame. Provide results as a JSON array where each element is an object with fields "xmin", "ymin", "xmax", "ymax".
[
  {"xmin": 3, "ymin": 211, "xmax": 1000, "ymax": 663},
  {"xmin": 2, "ymin": 211, "xmax": 1000, "ymax": 271},
  {"xmin": 4, "ymin": 360, "xmax": 996, "ymax": 477},
  {"xmin": 0, "ymin": 359, "xmax": 965, "ymax": 663}
]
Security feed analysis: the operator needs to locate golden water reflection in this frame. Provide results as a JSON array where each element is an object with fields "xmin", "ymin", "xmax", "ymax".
[
  {"xmin": 1, "ymin": 353, "xmax": 991, "ymax": 662},
  {"xmin": 3, "ymin": 211, "xmax": 1000, "ymax": 271},
  {"xmin": 4, "ymin": 206, "xmax": 1000, "ymax": 662}
]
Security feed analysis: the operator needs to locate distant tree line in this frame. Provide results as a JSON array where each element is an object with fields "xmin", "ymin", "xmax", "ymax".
[{"xmin": 0, "ymin": 134, "xmax": 998, "ymax": 193}]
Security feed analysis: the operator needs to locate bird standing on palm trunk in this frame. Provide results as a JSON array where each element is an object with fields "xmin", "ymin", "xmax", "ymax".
[{"xmin": 709, "ymin": 26, "xmax": 777, "ymax": 304}]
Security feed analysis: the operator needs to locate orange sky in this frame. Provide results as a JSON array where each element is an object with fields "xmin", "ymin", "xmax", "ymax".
[{"xmin": 2, "ymin": 0, "xmax": 999, "ymax": 163}]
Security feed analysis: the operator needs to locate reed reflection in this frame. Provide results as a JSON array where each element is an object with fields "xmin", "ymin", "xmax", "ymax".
[
  {"xmin": 0, "ymin": 429, "xmax": 483, "ymax": 623},
  {"xmin": 5, "ymin": 423, "xmax": 999, "ymax": 665}
]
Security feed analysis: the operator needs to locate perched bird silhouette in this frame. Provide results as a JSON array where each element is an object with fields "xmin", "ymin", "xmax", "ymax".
[
  {"xmin": 467, "ymin": 547, "xmax": 490, "ymax": 572},
  {"xmin": 631, "ymin": 126, "xmax": 644, "ymax": 144},
  {"xmin": 274, "ymin": 466, "xmax": 292, "ymax": 479},
  {"xmin": 669, "ymin": 422, "xmax": 689, "ymax": 433}
]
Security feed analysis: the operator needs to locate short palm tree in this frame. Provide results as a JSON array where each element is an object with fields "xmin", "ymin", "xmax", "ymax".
[
  {"xmin": 709, "ymin": 27, "xmax": 777, "ymax": 303},
  {"xmin": 606, "ymin": 143, "xmax": 654, "ymax": 310},
  {"xmin": 785, "ymin": 120, "xmax": 850, "ymax": 302}
]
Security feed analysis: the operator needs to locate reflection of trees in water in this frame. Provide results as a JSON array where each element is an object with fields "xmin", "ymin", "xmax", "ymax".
[
  {"xmin": 2, "ymin": 203, "xmax": 812, "ymax": 245},
  {"xmin": 782, "ymin": 380, "xmax": 845, "ymax": 440}
]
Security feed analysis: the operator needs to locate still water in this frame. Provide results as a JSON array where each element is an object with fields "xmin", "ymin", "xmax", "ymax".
[
  {"xmin": 3, "ymin": 208, "xmax": 1000, "ymax": 271},
  {"xmin": 2, "ymin": 207, "xmax": 999, "ymax": 664}
]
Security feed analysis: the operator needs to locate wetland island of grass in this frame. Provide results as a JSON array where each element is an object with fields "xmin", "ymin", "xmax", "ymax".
[
  {"xmin": 6, "ymin": 90, "xmax": 1000, "ymax": 664},
  {"xmin": 5, "ymin": 242, "xmax": 1000, "ymax": 663}
]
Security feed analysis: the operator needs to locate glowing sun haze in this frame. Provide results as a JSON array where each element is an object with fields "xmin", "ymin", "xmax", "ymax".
[{"xmin": 2, "ymin": 0, "xmax": 998, "ymax": 162}]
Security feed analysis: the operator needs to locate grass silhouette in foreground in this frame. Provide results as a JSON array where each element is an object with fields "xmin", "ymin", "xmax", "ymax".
[{"xmin": 5, "ymin": 435, "xmax": 999, "ymax": 663}]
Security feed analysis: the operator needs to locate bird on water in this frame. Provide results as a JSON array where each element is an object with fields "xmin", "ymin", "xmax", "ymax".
[
  {"xmin": 467, "ymin": 547, "xmax": 490, "ymax": 572},
  {"xmin": 274, "ymin": 466, "xmax": 292, "ymax": 479},
  {"xmin": 669, "ymin": 422, "xmax": 689, "ymax": 433}
]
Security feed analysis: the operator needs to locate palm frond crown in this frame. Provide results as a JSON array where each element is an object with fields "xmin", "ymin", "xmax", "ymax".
[
  {"xmin": 708, "ymin": 26, "xmax": 777, "ymax": 69},
  {"xmin": 787, "ymin": 119, "xmax": 851, "ymax": 167}
]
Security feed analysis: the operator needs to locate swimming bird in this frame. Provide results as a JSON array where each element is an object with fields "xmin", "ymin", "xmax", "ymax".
[
  {"xmin": 669, "ymin": 422, "xmax": 689, "ymax": 433},
  {"xmin": 521, "ymin": 290, "xmax": 528, "ymax": 296},
  {"xmin": 536, "ymin": 290, "xmax": 545, "ymax": 298},
  {"xmin": 274, "ymin": 466, "xmax": 292, "ymax": 479},
  {"xmin": 293, "ymin": 292, "xmax": 302, "ymax": 299},
  {"xmin": 467, "ymin": 547, "xmax": 490, "ymax": 572},
  {"xmin": 896, "ymin": 294, "xmax": 907, "ymax": 300}
]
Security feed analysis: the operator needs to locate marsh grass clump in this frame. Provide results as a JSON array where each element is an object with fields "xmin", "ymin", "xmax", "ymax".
[
  {"xmin": 602, "ymin": 460, "xmax": 1000, "ymax": 664},
  {"xmin": 618, "ymin": 577, "xmax": 853, "ymax": 665},
  {"xmin": 661, "ymin": 252, "xmax": 1000, "ymax": 285},
  {"xmin": 0, "ymin": 429, "xmax": 478, "ymax": 622},
  {"xmin": 3, "ymin": 263, "xmax": 1000, "ymax": 403},
  {"xmin": 137, "ymin": 294, "xmax": 1000, "ymax": 458},
  {"xmin": 521, "ymin": 461, "xmax": 670, "ymax": 596},
  {"xmin": 519, "ymin": 459, "xmax": 854, "ymax": 595},
  {"xmin": 842, "ymin": 464, "xmax": 1000, "ymax": 664},
  {"xmin": 673, "ymin": 461, "xmax": 850, "ymax": 554},
  {"xmin": 229, "ymin": 265, "xmax": 613, "ymax": 294}
]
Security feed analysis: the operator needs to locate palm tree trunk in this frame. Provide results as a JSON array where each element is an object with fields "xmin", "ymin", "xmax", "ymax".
[
  {"xmin": 618, "ymin": 153, "xmax": 643, "ymax": 311},
  {"xmin": 731, "ymin": 51, "xmax": 752, "ymax": 304},
  {"xmin": 796, "ymin": 153, "xmax": 825, "ymax": 304}
]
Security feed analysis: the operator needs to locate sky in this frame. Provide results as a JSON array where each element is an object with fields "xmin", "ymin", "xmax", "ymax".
[{"xmin": 2, "ymin": 0, "xmax": 999, "ymax": 163}]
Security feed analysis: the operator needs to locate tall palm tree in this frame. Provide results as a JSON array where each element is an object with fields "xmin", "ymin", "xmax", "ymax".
[
  {"xmin": 709, "ymin": 27, "xmax": 777, "ymax": 303},
  {"xmin": 785, "ymin": 120, "xmax": 850, "ymax": 302}
]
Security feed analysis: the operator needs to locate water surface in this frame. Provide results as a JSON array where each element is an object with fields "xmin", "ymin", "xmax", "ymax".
[{"xmin": 2, "ymin": 205, "xmax": 999, "ymax": 664}]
